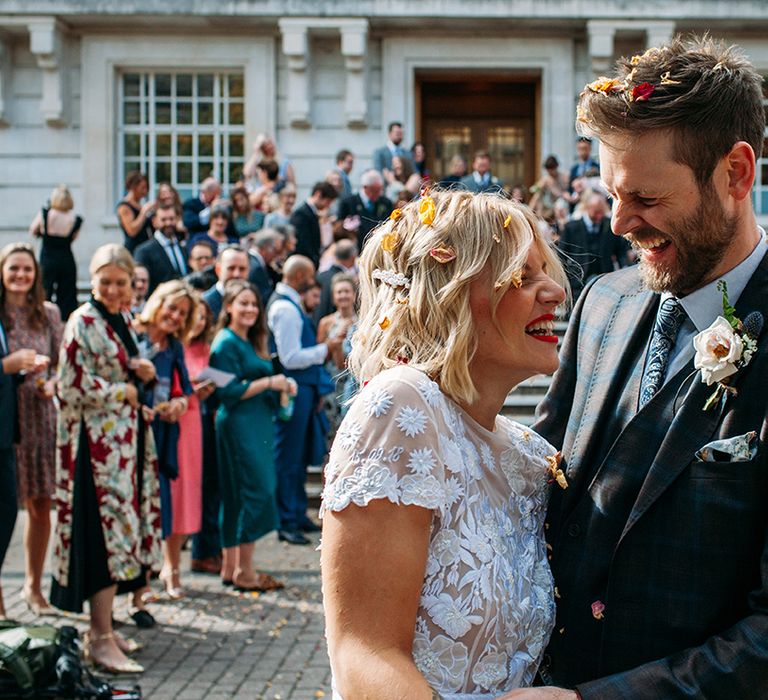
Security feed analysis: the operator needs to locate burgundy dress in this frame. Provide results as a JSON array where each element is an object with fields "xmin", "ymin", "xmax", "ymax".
[{"xmin": 6, "ymin": 302, "xmax": 63, "ymax": 501}]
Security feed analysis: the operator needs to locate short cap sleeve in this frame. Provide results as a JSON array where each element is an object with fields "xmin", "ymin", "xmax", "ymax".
[{"xmin": 321, "ymin": 366, "xmax": 451, "ymax": 517}]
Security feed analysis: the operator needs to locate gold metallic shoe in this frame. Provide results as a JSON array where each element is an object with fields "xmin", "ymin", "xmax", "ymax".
[{"xmin": 83, "ymin": 632, "xmax": 145, "ymax": 675}]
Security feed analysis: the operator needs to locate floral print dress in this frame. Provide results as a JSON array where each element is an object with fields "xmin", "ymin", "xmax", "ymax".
[{"xmin": 321, "ymin": 365, "xmax": 557, "ymax": 698}]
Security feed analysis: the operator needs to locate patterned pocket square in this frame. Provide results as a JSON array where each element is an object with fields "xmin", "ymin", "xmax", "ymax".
[{"xmin": 696, "ymin": 431, "xmax": 758, "ymax": 462}]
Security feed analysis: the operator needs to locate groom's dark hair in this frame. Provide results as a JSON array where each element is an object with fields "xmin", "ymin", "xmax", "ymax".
[{"xmin": 577, "ymin": 34, "xmax": 765, "ymax": 186}]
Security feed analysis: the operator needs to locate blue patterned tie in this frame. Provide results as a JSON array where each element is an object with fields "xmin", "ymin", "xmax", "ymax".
[{"xmin": 638, "ymin": 297, "xmax": 687, "ymax": 408}]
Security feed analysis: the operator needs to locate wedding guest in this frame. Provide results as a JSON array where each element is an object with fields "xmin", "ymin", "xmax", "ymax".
[
  {"xmin": 189, "ymin": 204, "xmax": 238, "ymax": 258},
  {"xmin": 202, "ymin": 244, "xmax": 250, "ymax": 320},
  {"xmin": 384, "ymin": 155, "xmax": 422, "ymax": 202},
  {"xmin": 314, "ymin": 239, "xmax": 358, "ymax": 323},
  {"xmin": 246, "ymin": 230, "xmax": 284, "ymax": 305},
  {"xmin": 156, "ymin": 182, "xmax": 187, "ymax": 238},
  {"xmin": 134, "ymin": 204, "xmax": 188, "ymax": 296},
  {"xmin": 28, "ymin": 185, "xmax": 82, "ymax": 321},
  {"xmin": 336, "ymin": 170, "xmax": 393, "ymax": 253},
  {"xmin": 231, "ymin": 185, "xmax": 264, "ymax": 238},
  {"xmin": 529, "ymin": 155, "xmax": 571, "ymax": 216},
  {"xmin": 131, "ymin": 264, "xmax": 150, "ymax": 315},
  {"xmin": 439, "ymin": 154, "xmax": 467, "ymax": 186},
  {"xmin": 51, "ymin": 244, "xmax": 159, "ymax": 672},
  {"xmin": 243, "ymin": 134, "xmax": 296, "ymax": 192},
  {"xmin": 264, "ymin": 184, "xmax": 297, "ymax": 230},
  {"xmin": 184, "ymin": 240, "xmax": 217, "ymax": 292},
  {"xmin": 410, "ymin": 141, "xmax": 430, "ymax": 179},
  {"xmin": 333, "ymin": 149, "xmax": 355, "ymax": 200},
  {"xmin": 210, "ymin": 279, "xmax": 294, "ymax": 590},
  {"xmin": 136, "ymin": 280, "xmax": 195, "ymax": 599},
  {"xmin": 247, "ymin": 160, "xmax": 280, "ymax": 212},
  {"xmin": 116, "ymin": 171, "xmax": 155, "ymax": 254},
  {"xmin": 459, "ymin": 150, "xmax": 504, "ymax": 193},
  {"xmin": 0, "ymin": 244, "xmax": 62, "ymax": 615},
  {"xmin": 182, "ymin": 177, "xmax": 221, "ymax": 236},
  {"xmin": 321, "ymin": 190, "xmax": 568, "ymax": 697}
]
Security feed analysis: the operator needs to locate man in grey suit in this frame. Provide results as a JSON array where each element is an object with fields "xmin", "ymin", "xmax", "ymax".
[
  {"xmin": 459, "ymin": 150, "xmax": 504, "ymax": 193},
  {"xmin": 372, "ymin": 121, "xmax": 409, "ymax": 176},
  {"xmin": 512, "ymin": 36, "xmax": 768, "ymax": 700}
]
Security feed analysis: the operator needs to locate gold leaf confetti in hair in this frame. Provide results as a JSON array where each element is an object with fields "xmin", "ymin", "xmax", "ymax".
[
  {"xmin": 428, "ymin": 246, "xmax": 456, "ymax": 263},
  {"xmin": 626, "ymin": 67, "xmax": 638, "ymax": 83},
  {"xmin": 660, "ymin": 71, "xmax": 681, "ymax": 85},
  {"xmin": 586, "ymin": 77, "xmax": 625, "ymax": 95},
  {"xmin": 630, "ymin": 54, "xmax": 641, "ymax": 65},
  {"xmin": 381, "ymin": 232, "xmax": 399, "ymax": 253},
  {"xmin": 419, "ymin": 196, "xmax": 436, "ymax": 226},
  {"xmin": 378, "ymin": 316, "xmax": 391, "ymax": 330},
  {"xmin": 511, "ymin": 273, "xmax": 522, "ymax": 289},
  {"xmin": 389, "ymin": 208, "xmax": 402, "ymax": 221},
  {"xmin": 503, "ymin": 214, "xmax": 512, "ymax": 229}
]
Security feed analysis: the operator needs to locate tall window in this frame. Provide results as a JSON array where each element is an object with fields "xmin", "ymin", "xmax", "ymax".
[
  {"xmin": 755, "ymin": 77, "xmax": 768, "ymax": 216},
  {"xmin": 117, "ymin": 71, "xmax": 245, "ymax": 200}
]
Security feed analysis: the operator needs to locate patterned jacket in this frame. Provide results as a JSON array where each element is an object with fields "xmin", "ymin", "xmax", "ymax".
[
  {"xmin": 53, "ymin": 302, "xmax": 162, "ymax": 586},
  {"xmin": 534, "ymin": 252, "xmax": 768, "ymax": 698}
]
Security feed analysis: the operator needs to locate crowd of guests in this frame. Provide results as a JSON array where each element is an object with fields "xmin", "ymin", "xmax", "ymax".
[{"xmin": 0, "ymin": 126, "xmax": 625, "ymax": 676}]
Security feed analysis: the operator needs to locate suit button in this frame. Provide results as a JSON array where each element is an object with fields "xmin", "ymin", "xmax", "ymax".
[{"xmin": 567, "ymin": 523, "xmax": 581, "ymax": 537}]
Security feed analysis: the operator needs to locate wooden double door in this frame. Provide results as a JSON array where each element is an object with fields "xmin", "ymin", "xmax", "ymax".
[{"xmin": 419, "ymin": 73, "xmax": 539, "ymax": 188}]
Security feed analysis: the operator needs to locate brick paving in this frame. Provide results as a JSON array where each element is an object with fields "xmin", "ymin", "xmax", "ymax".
[{"xmin": 2, "ymin": 512, "xmax": 332, "ymax": 699}]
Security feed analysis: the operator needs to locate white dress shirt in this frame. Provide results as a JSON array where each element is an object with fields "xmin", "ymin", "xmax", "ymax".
[
  {"xmin": 153, "ymin": 230, "xmax": 186, "ymax": 274},
  {"xmin": 267, "ymin": 282, "xmax": 327, "ymax": 370}
]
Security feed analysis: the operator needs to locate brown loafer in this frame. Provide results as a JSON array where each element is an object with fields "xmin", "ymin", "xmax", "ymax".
[{"xmin": 190, "ymin": 557, "xmax": 222, "ymax": 575}]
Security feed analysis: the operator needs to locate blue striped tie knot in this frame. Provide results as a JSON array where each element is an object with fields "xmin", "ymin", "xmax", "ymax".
[{"xmin": 639, "ymin": 297, "xmax": 687, "ymax": 408}]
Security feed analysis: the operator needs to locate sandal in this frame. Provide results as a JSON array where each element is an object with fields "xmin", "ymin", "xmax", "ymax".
[{"xmin": 234, "ymin": 573, "xmax": 285, "ymax": 592}]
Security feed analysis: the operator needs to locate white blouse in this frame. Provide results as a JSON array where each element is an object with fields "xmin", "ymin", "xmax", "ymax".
[{"xmin": 321, "ymin": 365, "xmax": 557, "ymax": 697}]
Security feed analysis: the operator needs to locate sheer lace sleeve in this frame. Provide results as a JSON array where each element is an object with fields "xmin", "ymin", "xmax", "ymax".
[{"xmin": 321, "ymin": 366, "xmax": 451, "ymax": 517}]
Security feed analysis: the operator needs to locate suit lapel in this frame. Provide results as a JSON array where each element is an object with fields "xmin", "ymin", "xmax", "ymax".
[
  {"xmin": 565, "ymin": 285, "xmax": 657, "ymax": 490},
  {"xmin": 620, "ymin": 252, "xmax": 768, "ymax": 541}
]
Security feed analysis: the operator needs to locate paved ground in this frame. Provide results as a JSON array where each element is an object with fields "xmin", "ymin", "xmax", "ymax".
[{"xmin": 3, "ymin": 512, "xmax": 331, "ymax": 699}]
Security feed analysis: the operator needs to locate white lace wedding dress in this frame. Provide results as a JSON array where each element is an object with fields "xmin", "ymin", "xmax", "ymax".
[{"xmin": 321, "ymin": 365, "xmax": 557, "ymax": 699}]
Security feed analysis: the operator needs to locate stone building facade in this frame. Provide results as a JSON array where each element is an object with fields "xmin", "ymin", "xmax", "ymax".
[{"xmin": 0, "ymin": 1, "xmax": 767, "ymax": 270}]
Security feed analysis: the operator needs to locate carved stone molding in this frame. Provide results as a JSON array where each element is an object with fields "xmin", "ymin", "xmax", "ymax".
[{"xmin": 28, "ymin": 17, "xmax": 67, "ymax": 126}]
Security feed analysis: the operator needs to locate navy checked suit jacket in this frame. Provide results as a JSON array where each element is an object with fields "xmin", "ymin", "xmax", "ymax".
[{"xmin": 534, "ymin": 251, "xmax": 768, "ymax": 698}]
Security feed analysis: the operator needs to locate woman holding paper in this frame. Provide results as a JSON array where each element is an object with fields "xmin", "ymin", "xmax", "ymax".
[{"xmin": 210, "ymin": 279, "xmax": 295, "ymax": 592}]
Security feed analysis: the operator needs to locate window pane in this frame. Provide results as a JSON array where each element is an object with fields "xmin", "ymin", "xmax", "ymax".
[
  {"xmin": 198, "ymin": 102, "xmax": 213, "ymax": 125},
  {"xmin": 177, "ymin": 162, "xmax": 193, "ymax": 184},
  {"xmin": 229, "ymin": 162, "xmax": 244, "ymax": 184},
  {"xmin": 198, "ymin": 74, "xmax": 214, "ymax": 97},
  {"xmin": 762, "ymin": 162, "xmax": 768, "ymax": 184},
  {"xmin": 124, "ymin": 133, "xmax": 141, "ymax": 157},
  {"xmin": 199, "ymin": 162, "xmax": 214, "ymax": 180},
  {"xmin": 228, "ymin": 74, "xmax": 244, "ymax": 98},
  {"xmin": 176, "ymin": 101, "xmax": 193, "ymax": 125},
  {"xmin": 156, "ymin": 102, "xmax": 171, "ymax": 125},
  {"xmin": 199, "ymin": 134, "xmax": 214, "ymax": 157},
  {"xmin": 228, "ymin": 135, "xmax": 245, "ymax": 158},
  {"xmin": 155, "ymin": 74, "xmax": 172, "ymax": 97},
  {"xmin": 124, "ymin": 161, "xmax": 141, "ymax": 179},
  {"xmin": 177, "ymin": 134, "xmax": 193, "ymax": 157},
  {"xmin": 155, "ymin": 161, "xmax": 172, "ymax": 183},
  {"xmin": 156, "ymin": 133, "xmax": 172, "ymax": 157},
  {"xmin": 124, "ymin": 73, "xmax": 141, "ymax": 98},
  {"xmin": 123, "ymin": 101, "xmax": 141, "ymax": 125},
  {"xmin": 177, "ymin": 74, "xmax": 193, "ymax": 97},
  {"xmin": 228, "ymin": 103, "xmax": 244, "ymax": 125}
]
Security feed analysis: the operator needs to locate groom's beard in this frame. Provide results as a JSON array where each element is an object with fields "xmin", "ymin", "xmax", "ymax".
[{"xmin": 627, "ymin": 183, "xmax": 738, "ymax": 297}]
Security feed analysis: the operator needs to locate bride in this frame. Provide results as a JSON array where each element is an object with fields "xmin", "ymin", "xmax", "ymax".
[{"xmin": 320, "ymin": 189, "xmax": 569, "ymax": 699}]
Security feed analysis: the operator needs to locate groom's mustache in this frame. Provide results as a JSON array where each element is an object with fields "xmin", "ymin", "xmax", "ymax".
[{"xmin": 623, "ymin": 227, "xmax": 672, "ymax": 249}]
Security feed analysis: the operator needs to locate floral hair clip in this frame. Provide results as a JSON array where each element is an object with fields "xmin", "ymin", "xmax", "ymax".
[
  {"xmin": 372, "ymin": 268, "xmax": 411, "ymax": 289},
  {"xmin": 428, "ymin": 246, "xmax": 457, "ymax": 264}
]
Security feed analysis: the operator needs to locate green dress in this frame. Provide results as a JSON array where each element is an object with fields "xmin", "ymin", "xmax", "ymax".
[{"xmin": 210, "ymin": 328, "xmax": 279, "ymax": 547}]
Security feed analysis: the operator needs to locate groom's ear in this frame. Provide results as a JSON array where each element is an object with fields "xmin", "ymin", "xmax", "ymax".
[{"xmin": 725, "ymin": 141, "xmax": 756, "ymax": 201}]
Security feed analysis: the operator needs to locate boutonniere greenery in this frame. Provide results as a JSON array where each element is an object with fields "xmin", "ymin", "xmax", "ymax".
[{"xmin": 693, "ymin": 281, "xmax": 762, "ymax": 410}]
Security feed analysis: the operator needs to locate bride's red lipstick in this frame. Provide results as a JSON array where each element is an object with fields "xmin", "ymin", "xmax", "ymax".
[{"xmin": 524, "ymin": 314, "xmax": 558, "ymax": 344}]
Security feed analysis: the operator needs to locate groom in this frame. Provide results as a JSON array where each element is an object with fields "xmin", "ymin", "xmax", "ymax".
[{"xmin": 513, "ymin": 36, "xmax": 768, "ymax": 698}]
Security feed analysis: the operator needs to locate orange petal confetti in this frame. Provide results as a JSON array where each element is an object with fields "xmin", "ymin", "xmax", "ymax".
[
  {"xmin": 660, "ymin": 71, "xmax": 681, "ymax": 85},
  {"xmin": 503, "ymin": 214, "xmax": 512, "ymax": 229},
  {"xmin": 630, "ymin": 54, "xmax": 641, "ymax": 65},
  {"xmin": 389, "ymin": 208, "xmax": 403, "ymax": 221},
  {"xmin": 419, "ymin": 196, "xmax": 436, "ymax": 226},
  {"xmin": 428, "ymin": 246, "xmax": 456, "ymax": 263},
  {"xmin": 381, "ymin": 232, "xmax": 399, "ymax": 252},
  {"xmin": 586, "ymin": 77, "xmax": 625, "ymax": 94},
  {"xmin": 378, "ymin": 316, "xmax": 391, "ymax": 330},
  {"xmin": 510, "ymin": 273, "xmax": 523, "ymax": 289}
]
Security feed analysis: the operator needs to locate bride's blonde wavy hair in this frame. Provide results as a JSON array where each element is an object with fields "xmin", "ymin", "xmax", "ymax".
[{"xmin": 348, "ymin": 189, "xmax": 568, "ymax": 405}]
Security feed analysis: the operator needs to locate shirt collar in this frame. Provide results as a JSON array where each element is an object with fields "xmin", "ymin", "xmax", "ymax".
[
  {"xmin": 154, "ymin": 230, "xmax": 177, "ymax": 246},
  {"xmin": 674, "ymin": 227, "xmax": 767, "ymax": 332},
  {"xmin": 276, "ymin": 281, "xmax": 301, "ymax": 305},
  {"xmin": 215, "ymin": 280, "xmax": 226, "ymax": 296},
  {"xmin": 359, "ymin": 191, "xmax": 371, "ymax": 208},
  {"xmin": 305, "ymin": 199, "xmax": 318, "ymax": 215}
]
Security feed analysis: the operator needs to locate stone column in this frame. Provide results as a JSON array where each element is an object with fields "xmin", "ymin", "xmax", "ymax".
[
  {"xmin": 587, "ymin": 20, "xmax": 616, "ymax": 78},
  {"xmin": 28, "ymin": 17, "xmax": 67, "ymax": 126},
  {"xmin": 339, "ymin": 19, "xmax": 368, "ymax": 128},
  {"xmin": 0, "ymin": 37, "xmax": 10, "ymax": 126},
  {"xmin": 645, "ymin": 21, "xmax": 676, "ymax": 50},
  {"xmin": 279, "ymin": 19, "xmax": 311, "ymax": 128}
]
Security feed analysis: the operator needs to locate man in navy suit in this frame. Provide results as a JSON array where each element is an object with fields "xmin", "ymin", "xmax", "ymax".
[
  {"xmin": 372, "ymin": 122, "xmax": 410, "ymax": 176},
  {"xmin": 568, "ymin": 136, "xmax": 600, "ymax": 188},
  {"xmin": 289, "ymin": 182, "xmax": 338, "ymax": 269},
  {"xmin": 202, "ymin": 244, "xmax": 250, "ymax": 320},
  {"xmin": 336, "ymin": 170, "xmax": 393, "ymax": 253},
  {"xmin": 520, "ymin": 36, "xmax": 768, "ymax": 700},
  {"xmin": 134, "ymin": 205, "xmax": 188, "ymax": 295},
  {"xmin": 333, "ymin": 149, "xmax": 355, "ymax": 200},
  {"xmin": 0, "ymin": 324, "xmax": 47, "ymax": 617},
  {"xmin": 459, "ymin": 150, "xmax": 504, "ymax": 193},
  {"xmin": 246, "ymin": 229, "xmax": 284, "ymax": 305},
  {"xmin": 182, "ymin": 177, "xmax": 221, "ymax": 236}
]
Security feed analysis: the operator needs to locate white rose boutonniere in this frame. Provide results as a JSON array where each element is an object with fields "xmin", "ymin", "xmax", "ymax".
[{"xmin": 693, "ymin": 281, "xmax": 762, "ymax": 411}]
